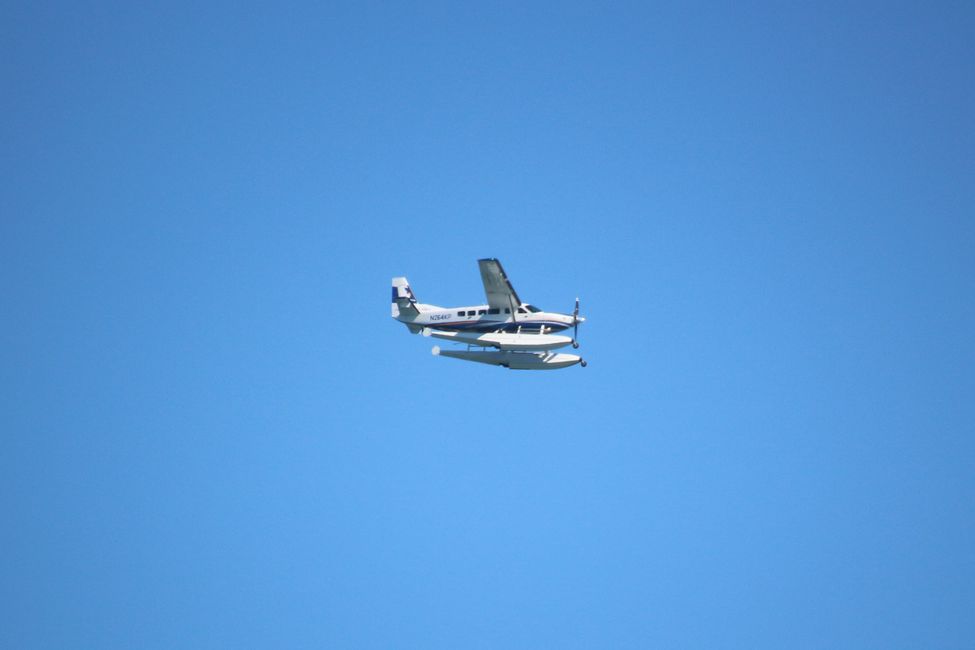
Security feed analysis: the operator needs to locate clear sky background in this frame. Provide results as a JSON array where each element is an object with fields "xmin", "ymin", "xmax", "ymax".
[{"xmin": 2, "ymin": 2, "xmax": 974, "ymax": 648}]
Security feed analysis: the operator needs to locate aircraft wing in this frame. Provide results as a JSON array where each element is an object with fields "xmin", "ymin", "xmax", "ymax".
[{"xmin": 478, "ymin": 258, "xmax": 521, "ymax": 311}]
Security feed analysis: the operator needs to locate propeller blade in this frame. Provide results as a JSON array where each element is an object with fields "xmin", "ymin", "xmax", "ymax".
[{"xmin": 572, "ymin": 297, "xmax": 580, "ymax": 344}]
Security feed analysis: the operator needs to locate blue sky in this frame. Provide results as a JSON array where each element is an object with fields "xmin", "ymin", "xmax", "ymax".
[{"xmin": 2, "ymin": 2, "xmax": 974, "ymax": 647}]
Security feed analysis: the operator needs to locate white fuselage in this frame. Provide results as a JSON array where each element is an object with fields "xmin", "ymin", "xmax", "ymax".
[{"xmin": 396, "ymin": 303, "xmax": 578, "ymax": 335}]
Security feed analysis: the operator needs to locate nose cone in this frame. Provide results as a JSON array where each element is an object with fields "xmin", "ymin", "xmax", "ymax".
[{"xmin": 576, "ymin": 315, "xmax": 586, "ymax": 323}]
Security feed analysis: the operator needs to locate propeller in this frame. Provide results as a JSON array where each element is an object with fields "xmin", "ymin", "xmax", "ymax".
[{"xmin": 572, "ymin": 297, "xmax": 581, "ymax": 349}]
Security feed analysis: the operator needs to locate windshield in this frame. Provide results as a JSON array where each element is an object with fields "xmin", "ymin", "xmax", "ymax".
[{"xmin": 524, "ymin": 304, "xmax": 542, "ymax": 313}]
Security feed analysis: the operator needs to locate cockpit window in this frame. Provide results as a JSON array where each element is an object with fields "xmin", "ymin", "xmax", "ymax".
[
  {"xmin": 524, "ymin": 304, "xmax": 542, "ymax": 313},
  {"xmin": 517, "ymin": 307, "xmax": 528, "ymax": 314}
]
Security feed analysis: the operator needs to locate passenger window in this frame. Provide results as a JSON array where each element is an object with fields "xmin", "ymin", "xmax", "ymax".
[
  {"xmin": 457, "ymin": 311, "xmax": 464, "ymax": 317},
  {"xmin": 467, "ymin": 310, "xmax": 476, "ymax": 316},
  {"xmin": 488, "ymin": 308, "xmax": 499, "ymax": 315},
  {"xmin": 504, "ymin": 308, "xmax": 510, "ymax": 314},
  {"xmin": 478, "ymin": 309, "xmax": 486, "ymax": 315}
]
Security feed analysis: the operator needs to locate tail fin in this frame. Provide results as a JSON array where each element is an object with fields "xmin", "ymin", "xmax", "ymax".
[{"xmin": 391, "ymin": 277, "xmax": 419, "ymax": 318}]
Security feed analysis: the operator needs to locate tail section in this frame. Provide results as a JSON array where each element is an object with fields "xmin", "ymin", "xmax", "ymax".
[{"xmin": 391, "ymin": 277, "xmax": 419, "ymax": 318}]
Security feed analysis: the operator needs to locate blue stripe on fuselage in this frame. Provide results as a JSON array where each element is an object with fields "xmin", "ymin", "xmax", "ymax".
[{"xmin": 425, "ymin": 320, "xmax": 569, "ymax": 333}]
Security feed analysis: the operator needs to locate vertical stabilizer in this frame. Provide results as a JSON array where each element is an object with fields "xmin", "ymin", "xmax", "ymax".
[{"xmin": 391, "ymin": 277, "xmax": 419, "ymax": 318}]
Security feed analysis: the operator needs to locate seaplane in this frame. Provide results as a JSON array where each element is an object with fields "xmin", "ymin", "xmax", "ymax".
[{"xmin": 391, "ymin": 258, "xmax": 587, "ymax": 370}]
